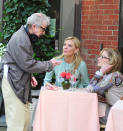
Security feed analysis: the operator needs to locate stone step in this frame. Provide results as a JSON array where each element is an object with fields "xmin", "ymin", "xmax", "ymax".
[
  {"xmin": 0, "ymin": 115, "xmax": 6, "ymax": 127},
  {"xmin": 0, "ymin": 127, "xmax": 6, "ymax": 131},
  {"xmin": 31, "ymin": 90, "xmax": 40, "ymax": 98}
]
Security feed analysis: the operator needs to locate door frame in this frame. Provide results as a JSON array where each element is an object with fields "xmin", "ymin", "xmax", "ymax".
[
  {"xmin": 58, "ymin": 0, "xmax": 82, "ymax": 52},
  {"xmin": 118, "ymin": 0, "xmax": 123, "ymax": 72}
]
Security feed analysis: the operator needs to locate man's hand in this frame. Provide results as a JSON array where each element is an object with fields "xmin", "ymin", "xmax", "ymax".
[
  {"xmin": 50, "ymin": 58, "xmax": 62, "ymax": 67},
  {"xmin": 31, "ymin": 76, "xmax": 38, "ymax": 87}
]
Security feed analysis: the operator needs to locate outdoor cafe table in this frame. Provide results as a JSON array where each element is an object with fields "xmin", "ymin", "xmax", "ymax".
[
  {"xmin": 33, "ymin": 90, "xmax": 100, "ymax": 131},
  {"xmin": 105, "ymin": 100, "xmax": 123, "ymax": 131}
]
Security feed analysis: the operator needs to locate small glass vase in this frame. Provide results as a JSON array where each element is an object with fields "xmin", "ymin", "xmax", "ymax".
[{"xmin": 62, "ymin": 81, "xmax": 71, "ymax": 90}]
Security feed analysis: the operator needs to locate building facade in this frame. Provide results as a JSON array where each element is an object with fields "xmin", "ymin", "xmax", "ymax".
[{"xmin": 81, "ymin": 0, "xmax": 121, "ymax": 78}]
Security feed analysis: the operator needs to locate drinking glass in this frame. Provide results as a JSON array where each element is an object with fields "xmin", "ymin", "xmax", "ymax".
[
  {"xmin": 56, "ymin": 73, "xmax": 63, "ymax": 90},
  {"xmin": 70, "ymin": 75, "xmax": 76, "ymax": 91}
]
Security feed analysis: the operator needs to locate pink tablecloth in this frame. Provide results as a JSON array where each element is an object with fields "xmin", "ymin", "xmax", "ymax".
[
  {"xmin": 33, "ymin": 90, "xmax": 100, "ymax": 131},
  {"xmin": 105, "ymin": 100, "xmax": 123, "ymax": 131}
]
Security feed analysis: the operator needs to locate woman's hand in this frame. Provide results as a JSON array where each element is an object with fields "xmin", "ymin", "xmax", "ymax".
[
  {"xmin": 120, "ymin": 96, "xmax": 123, "ymax": 100},
  {"xmin": 45, "ymin": 82, "xmax": 58, "ymax": 91},
  {"xmin": 100, "ymin": 63, "xmax": 113, "ymax": 75}
]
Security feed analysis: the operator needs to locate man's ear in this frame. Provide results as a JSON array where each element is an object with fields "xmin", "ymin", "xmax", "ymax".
[{"xmin": 31, "ymin": 24, "xmax": 37, "ymax": 33}]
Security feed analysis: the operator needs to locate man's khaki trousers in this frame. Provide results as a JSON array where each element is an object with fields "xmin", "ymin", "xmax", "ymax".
[{"xmin": 2, "ymin": 77, "xmax": 30, "ymax": 131}]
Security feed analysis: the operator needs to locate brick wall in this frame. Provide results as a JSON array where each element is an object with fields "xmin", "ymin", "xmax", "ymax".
[{"xmin": 81, "ymin": 0, "xmax": 120, "ymax": 78}]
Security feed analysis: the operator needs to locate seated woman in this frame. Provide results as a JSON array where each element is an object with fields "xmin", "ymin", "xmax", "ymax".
[
  {"xmin": 87, "ymin": 48, "xmax": 123, "ymax": 124},
  {"xmin": 43, "ymin": 36, "xmax": 89, "ymax": 89}
]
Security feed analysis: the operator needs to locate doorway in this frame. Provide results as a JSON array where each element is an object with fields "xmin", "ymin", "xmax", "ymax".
[{"xmin": 49, "ymin": 0, "xmax": 82, "ymax": 52}]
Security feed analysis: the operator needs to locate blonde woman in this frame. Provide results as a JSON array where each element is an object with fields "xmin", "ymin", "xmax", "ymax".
[
  {"xmin": 87, "ymin": 48, "xmax": 123, "ymax": 124},
  {"xmin": 44, "ymin": 36, "xmax": 89, "ymax": 89}
]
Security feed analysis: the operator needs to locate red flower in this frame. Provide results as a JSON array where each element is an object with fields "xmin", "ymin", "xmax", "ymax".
[
  {"xmin": 61, "ymin": 72, "xmax": 66, "ymax": 78},
  {"xmin": 60, "ymin": 71, "xmax": 77, "ymax": 89},
  {"xmin": 66, "ymin": 73, "xmax": 72, "ymax": 79}
]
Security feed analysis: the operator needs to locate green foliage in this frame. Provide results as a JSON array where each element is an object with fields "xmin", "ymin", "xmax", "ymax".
[
  {"xmin": 0, "ymin": 43, "xmax": 6, "ymax": 57},
  {"xmin": 2, "ymin": 0, "xmax": 50, "ymax": 42},
  {"xmin": 1, "ymin": 0, "xmax": 59, "ymax": 89}
]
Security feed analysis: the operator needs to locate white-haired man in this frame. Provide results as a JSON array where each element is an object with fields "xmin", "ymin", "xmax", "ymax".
[{"xmin": 1, "ymin": 13, "xmax": 61, "ymax": 131}]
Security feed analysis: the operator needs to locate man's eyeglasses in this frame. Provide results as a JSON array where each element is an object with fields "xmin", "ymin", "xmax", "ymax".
[
  {"xmin": 99, "ymin": 55, "xmax": 110, "ymax": 60},
  {"xmin": 40, "ymin": 26, "xmax": 46, "ymax": 32}
]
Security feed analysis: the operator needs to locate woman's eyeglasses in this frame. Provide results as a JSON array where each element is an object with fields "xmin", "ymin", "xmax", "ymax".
[{"xmin": 99, "ymin": 55, "xmax": 110, "ymax": 60}]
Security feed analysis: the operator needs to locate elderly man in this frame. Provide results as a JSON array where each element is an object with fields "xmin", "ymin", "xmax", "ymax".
[{"xmin": 1, "ymin": 13, "xmax": 61, "ymax": 131}]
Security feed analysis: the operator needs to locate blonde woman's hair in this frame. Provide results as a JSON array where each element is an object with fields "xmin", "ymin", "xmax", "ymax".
[
  {"xmin": 100, "ymin": 48, "xmax": 122, "ymax": 72},
  {"xmin": 55, "ymin": 36, "xmax": 82, "ymax": 72}
]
